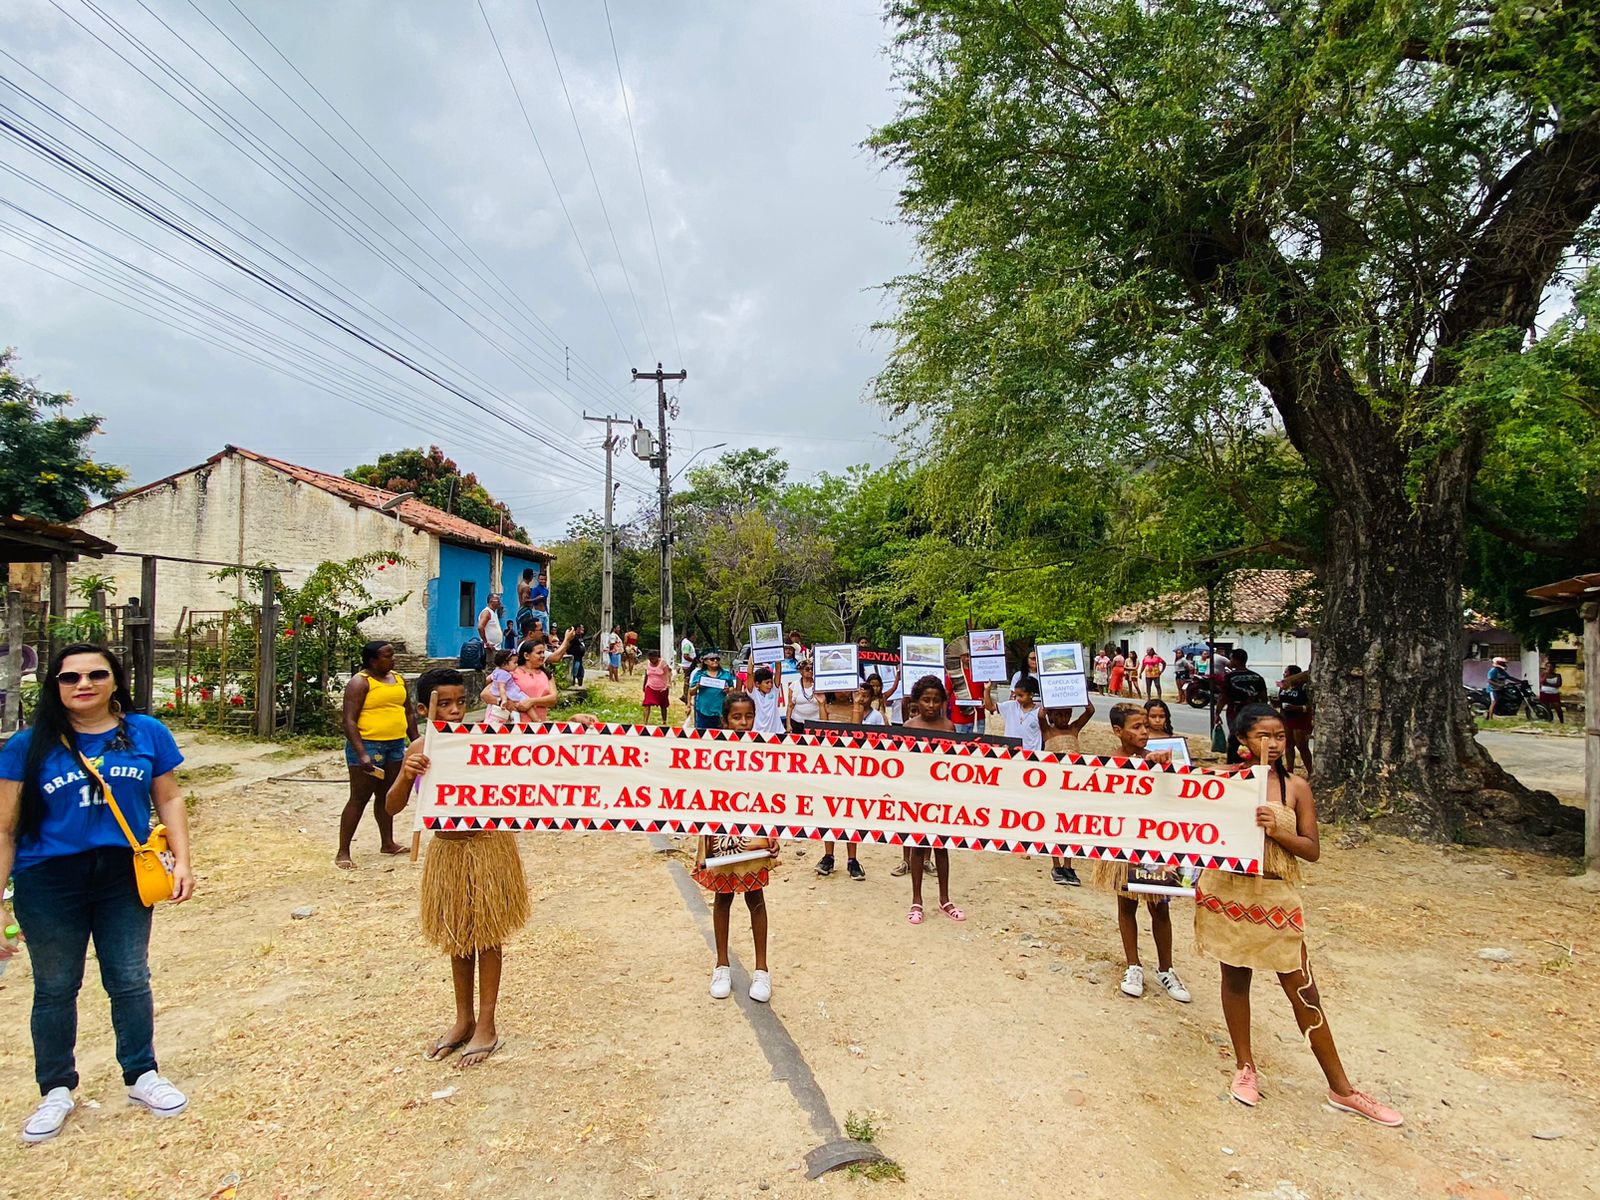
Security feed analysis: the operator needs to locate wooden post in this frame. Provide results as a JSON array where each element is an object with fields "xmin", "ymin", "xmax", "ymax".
[
  {"xmin": 90, "ymin": 588, "xmax": 107, "ymax": 645},
  {"xmin": 1583, "ymin": 601, "xmax": 1599, "ymax": 874},
  {"xmin": 4, "ymin": 589, "xmax": 22, "ymax": 731},
  {"xmin": 287, "ymin": 625, "xmax": 301, "ymax": 734},
  {"xmin": 256, "ymin": 570, "xmax": 278, "ymax": 737},
  {"xmin": 139, "ymin": 556, "xmax": 157, "ymax": 712},
  {"xmin": 48, "ymin": 556, "xmax": 68, "ymax": 664}
]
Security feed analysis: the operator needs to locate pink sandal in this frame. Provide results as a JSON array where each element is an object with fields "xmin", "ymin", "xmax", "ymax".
[
  {"xmin": 939, "ymin": 901, "xmax": 966, "ymax": 922},
  {"xmin": 907, "ymin": 903, "xmax": 924, "ymax": 924}
]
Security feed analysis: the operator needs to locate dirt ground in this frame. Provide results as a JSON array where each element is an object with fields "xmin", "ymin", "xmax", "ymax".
[{"xmin": 3, "ymin": 683, "xmax": 1598, "ymax": 1200}]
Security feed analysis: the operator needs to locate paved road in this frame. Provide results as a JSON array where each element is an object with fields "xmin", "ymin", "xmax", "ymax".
[{"xmin": 1097, "ymin": 686, "xmax": 1585, "ymax": 801}]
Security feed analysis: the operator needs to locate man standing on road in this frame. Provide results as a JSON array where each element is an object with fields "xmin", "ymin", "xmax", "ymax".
[
  {"xmin": 1219, "ymin": 648, "xmax": 1268, "ymax": 762},
  {"xmin": 476, "ymin": 593, "xmax": 504, "ymax": 659}
]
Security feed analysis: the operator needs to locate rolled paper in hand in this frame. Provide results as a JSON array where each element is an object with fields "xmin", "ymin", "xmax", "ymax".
[{"xmin": 701, "ymin": 848, "xmax": 775, "ymax": 869}]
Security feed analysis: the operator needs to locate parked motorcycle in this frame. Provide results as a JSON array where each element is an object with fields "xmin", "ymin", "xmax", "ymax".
[{"xmin": 1184, "ymin": 674, "xmax": 1216, "ymax": 710}]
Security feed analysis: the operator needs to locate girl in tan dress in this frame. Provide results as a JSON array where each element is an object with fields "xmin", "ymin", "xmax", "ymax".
[
  {"xmin": 692, "ymin": 692, "xmax": 779, "ymax": 1003},
  {"xmin": 1195, "ymin": 704, "xmax": 1402, "ymax": 1126}
]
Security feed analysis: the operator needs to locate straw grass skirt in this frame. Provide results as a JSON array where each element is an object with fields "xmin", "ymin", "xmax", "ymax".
[
  {"xmin": 1193, "ymin": 870, "xmax": 1305, "ymax": 973},
  {"xmin": 1089, "ymin": 858, "xmax": 1134, "ymax": 898},
  {"xmin": 419, "ymin": 832, "xmax": 530, "ymax": 956}
]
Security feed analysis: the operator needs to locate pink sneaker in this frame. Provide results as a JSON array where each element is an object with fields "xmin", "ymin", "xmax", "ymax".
[
  {"xmin": 1327, "ymin": 1087, "xmax": 1403, "ymax": 1127},
  {"xmin": 1230, "ymin": 1063, "xmax": 1260, "ymax": 1107}
]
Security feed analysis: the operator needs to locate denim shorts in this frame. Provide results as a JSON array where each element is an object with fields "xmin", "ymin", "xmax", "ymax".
[{"xmin": 346, "ymin": 738, "xmax": 408, "ymax": 767}]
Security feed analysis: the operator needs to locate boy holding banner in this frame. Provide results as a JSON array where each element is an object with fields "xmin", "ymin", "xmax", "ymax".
[{"xmin": 1091, "ymin": 704, "xmax": 1190, "ymax": 1004}]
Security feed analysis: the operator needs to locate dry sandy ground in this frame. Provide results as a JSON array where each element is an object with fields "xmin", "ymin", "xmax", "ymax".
[{"xmin": 2, "ymin": 700, "xmax": 1598, "ymax": 1200}]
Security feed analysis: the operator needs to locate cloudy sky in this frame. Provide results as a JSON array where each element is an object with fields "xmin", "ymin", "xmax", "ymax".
[{"xmin": 1, "ymin": 0, "xmax": 914, "ymax": 543}]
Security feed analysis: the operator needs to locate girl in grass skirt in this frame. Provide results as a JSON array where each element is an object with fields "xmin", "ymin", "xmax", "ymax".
[
  {"xmin": 1194, "ymin": 704, "xmax": 1402, "ymax": 1126},
  {"xmin": 692, "ymin": 692, "xmax": 779, "ymax": 1003}
]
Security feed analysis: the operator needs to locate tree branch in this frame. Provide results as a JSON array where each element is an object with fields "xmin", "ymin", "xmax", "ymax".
[{"xmin": 1468, "ymin": 491, "xmax": 1600, "ymax": 560}]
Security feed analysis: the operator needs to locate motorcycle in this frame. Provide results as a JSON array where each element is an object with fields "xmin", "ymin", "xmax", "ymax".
[
  {"xmin": 1479, "ymin": 678, "xmax": 1552, "ymax": 722},
  {"xmin": 1462, "ymin": 684, "xmax": 1492, "ymax": 719},
  {"xmin": 1184, "ymin": 674, "xmax": 1216, "ymax": 710}
]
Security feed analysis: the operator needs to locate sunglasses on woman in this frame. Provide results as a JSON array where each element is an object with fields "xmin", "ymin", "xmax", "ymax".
[{"xmin": 57, "ymin": 669, "xmax": 113, "ymax": 685}]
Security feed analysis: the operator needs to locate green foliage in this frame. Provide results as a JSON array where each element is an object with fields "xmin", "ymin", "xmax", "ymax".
[
  {"xmin": 179, "ymin": 553, "xmax": 412, "ymax": 734},
  {"xmin": 0, "ymin": 350, "xmax": 127, "ymax": 522},
  {"xmin": 46, "ymin": 572, "xmax": 119, "ymax": 645},
  {"xmin": 869, "ymin": 0, "xmax": 1599, "ymax": 657},
  {"xmin": 345, "ymin": 446, "xmax": 528, "ymax": 543}
]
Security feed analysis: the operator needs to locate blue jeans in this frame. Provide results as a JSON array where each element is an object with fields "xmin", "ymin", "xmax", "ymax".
[
  {"xmin": 572, "ymin": 656, "xmax": 585, "ymax": 686},
  {"xmin": 12, "ymin": 847, "xmax": 157, "ymax": 1094},
  {"xmin": 694, "ymin": 711, "xmax": 723, "ymax": 730},
  {"xmin": 345, "ymin": 738, "xmax": 408, "ymax": 767}
]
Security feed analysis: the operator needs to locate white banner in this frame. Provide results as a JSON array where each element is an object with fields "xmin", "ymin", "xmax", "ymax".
[{"xmin": 417, "ymin": 723, "xmax": 1267, "ymax": 872}]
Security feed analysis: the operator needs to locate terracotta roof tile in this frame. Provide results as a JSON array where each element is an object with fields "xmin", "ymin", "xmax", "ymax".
[
  {"xmin": 90, "ymin": 447, "xmax": 549, "ymax": 559},
  {"xmin": 1106, "ymin": 569, "xmax": 1318, "ymax": 627}
]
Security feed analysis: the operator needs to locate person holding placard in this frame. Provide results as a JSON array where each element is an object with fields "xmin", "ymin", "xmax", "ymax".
[
  {"xmin": 689, "ymin": 651, "xmax": 736, "ymax": 731},
  {"xmin": 784, "ymin": 660, "xmax": 822, "ymax": 730},
  {"xmin": 1194, "ymin": 705, "xmax": 1402, "ymax": 1127},
  {"xmin": 1041, "ymin": 700, "xmax": 1095, "ymax": 886},
  {"xmin": 1008, "ymin": 648, "xmax": 1039, "ymax": 698},
  {"xmin": 1090, "ymin": 704, "xmax": 1190, "ymax": 1004},
  {"xmin": 902, "ymin": 676, "xmax": 965, "ymax": 923},
  {"xmin": 692, "ymin": 692, "xmax": 778, "ymax": 1003},
  {"xmin": 984, "ymin": 677, "xmax": 1044, "ymax": 751}
]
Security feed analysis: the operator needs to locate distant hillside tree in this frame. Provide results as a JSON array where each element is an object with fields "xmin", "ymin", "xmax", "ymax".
[{"xmin": 345, "ymin": 447, "xmax": 528, "ymax": 543}]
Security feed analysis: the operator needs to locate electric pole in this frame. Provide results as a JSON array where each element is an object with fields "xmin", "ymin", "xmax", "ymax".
[
  {"xmin": 583, "ymin": 413, "xmax": 629, "ymax": 640},
  {"xmin": 631, "ymin": 363, "xmax": 687, "ymax": 662}
]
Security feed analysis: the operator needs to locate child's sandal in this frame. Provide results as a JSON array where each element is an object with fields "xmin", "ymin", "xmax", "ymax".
[
  {"xmin": 939, "ymin": 901, "xmax": 966, "ymax": 922},
  {"xmin": 907, "ymin": 903, "xmax": 924, "ymax": 924}
]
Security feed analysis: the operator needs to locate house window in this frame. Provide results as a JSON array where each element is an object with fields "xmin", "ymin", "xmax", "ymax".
[{"xmin": 458, "ymin": 581, "xmax": 476, "ymax": 628}]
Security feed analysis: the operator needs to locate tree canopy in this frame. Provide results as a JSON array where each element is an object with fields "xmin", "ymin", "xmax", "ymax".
[
  {"xmin": 0, "ymin": 350, "xmax": 128, "ymax": 522},
  {"xmin": 870, "ymin": 0, "xmax": 1600, "ymax": 832},
  {"xmin": 345, "ymin": 447, "xmax": 528, "ymax": 543}
]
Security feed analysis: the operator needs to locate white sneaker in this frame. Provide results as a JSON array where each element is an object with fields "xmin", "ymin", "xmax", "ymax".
[
  {"xmin": 708, "ymin": 966, "xmax": 732, "ymax": 1000},
  {"xmin": 1120, "ymin": 964, "xmax": 1145, "ymax": 998},
  {"xmin": 21, "ymin": 1087, "xmax": 74, "ymax": 1144},
  {"xmin": 127, "ymin": 1071, "xmax": 188, "ymax": 1118},
  {"xmin": 1157, "ymin": 968, "xmax": 1191, "ymax": 1003},
  {"xmin": 749, "ymin": 970, "xmax": 772, "ymax": 1003}
]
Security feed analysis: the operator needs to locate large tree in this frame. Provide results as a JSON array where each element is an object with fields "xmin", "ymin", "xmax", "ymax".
[
  {"xmin": 345, "ymin": 447, "xmax": 528, "ymax": 543},
  {"xmin": 873, "ymin": 1, "xmax": 1600, "ymax": 834},
  {"xmin": 0, "ymin": 351, "xmax": 127, "ymax": 522}
]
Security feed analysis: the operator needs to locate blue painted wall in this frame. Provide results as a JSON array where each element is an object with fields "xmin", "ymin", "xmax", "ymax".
[
  {"xmin": 425, "ymin": 544, "xmax": 552, "ymax": 657},
  {"xmin": 426, "ymin": 542, "xmax": 497, "ymax": 657}
]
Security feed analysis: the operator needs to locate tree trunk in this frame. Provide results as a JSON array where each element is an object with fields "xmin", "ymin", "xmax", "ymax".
[{"xmin": 1313, "ymin": 457, "xmax": 1580, "ymax": 848}]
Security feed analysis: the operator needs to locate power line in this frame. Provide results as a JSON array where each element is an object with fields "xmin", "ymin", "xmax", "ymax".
[
  {"xmin": 186, "ymin": 0, "xmax": 650, "ymax": 421},
  {"xmin": 601, "ymin": 0, "xmax": 684, "ymax": 369},
  {"xmin": 529, "ymin": 0, "xmax": 656, "ymax": 362},
  {"xmin": 476, "ymin": 0, "xmax": 640, "ymax": 369},
  {"xmin": 75, "ymin": 0, "xmax": 618, "ymax": 430},
  {"xmin": 0, "ymin": 108, "xmax": 657, "ymax": 500}
]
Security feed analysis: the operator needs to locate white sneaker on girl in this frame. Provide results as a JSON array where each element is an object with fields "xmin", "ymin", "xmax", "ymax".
[
  {"xmin": 1120, "ymin": 964, "xmax": 1145, "ymax": 997},
  {"xmin": 749, "ymin": 970, "xmax": 772, "ymax": 1003},
  {"xmin": 709, "ymin": 966, "xmax": 732, "ymax": 999}
]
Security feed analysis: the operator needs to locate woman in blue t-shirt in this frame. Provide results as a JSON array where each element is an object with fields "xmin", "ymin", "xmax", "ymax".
[{"xmin": 0, "ymin": 644, "xmax": 194, "ymax": 1145}]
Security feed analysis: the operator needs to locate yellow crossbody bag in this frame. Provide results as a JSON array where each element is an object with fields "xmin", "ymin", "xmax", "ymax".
[{"xmin": 65, "ymin": 738, "xmax": 175, "ymax": 907}]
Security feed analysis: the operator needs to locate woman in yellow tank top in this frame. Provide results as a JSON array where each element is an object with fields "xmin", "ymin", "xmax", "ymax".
[{"xmin": 336, "ymin": 641, "xmax": 419, "ymax": 869}]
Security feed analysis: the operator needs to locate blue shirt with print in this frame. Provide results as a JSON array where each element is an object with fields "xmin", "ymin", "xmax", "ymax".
[
  {"xmin": 690, "ymin": 668, "xmax": 736, "ymax": 717},
  {"xmin": 0, "ymin": 714, "xmax": 184, "ymax": 871}
]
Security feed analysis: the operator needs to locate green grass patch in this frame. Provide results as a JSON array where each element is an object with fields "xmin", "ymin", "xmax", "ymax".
[{"xmin": 842, "ymin": 1111, "xmax": 903, "ymax": 1182}]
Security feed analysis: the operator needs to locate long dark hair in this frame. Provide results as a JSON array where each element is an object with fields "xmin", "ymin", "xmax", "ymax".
[
  {"xmin": 19, "ymin": 644, "xmax": 136, "ymax": 844},
  {"xmin": 1231, "ymin": 703, "xmax": 1289, "ymax": 784}
]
